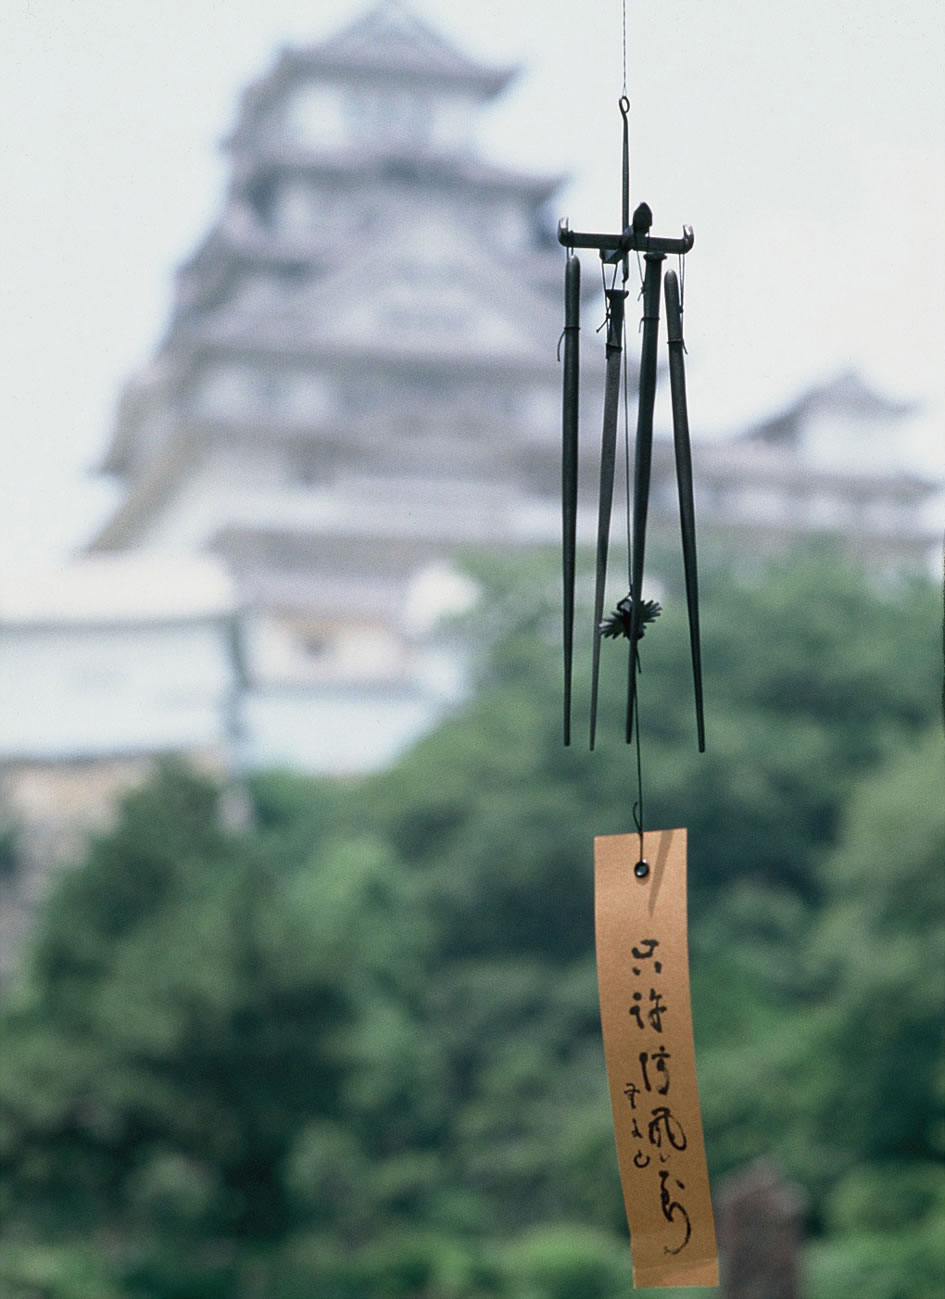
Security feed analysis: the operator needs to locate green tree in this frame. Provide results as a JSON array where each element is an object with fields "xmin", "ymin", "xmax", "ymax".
[
  {"xmin": 0, "ymin": 551, "xmax": 939, "ymax": 1298},
  {"xmin": 359, "ymin": 547, "xmax": 939, "ymax": 949},
  {"xmin": 800, "ymin": 728, "xmax": 945, "ymax": 1299},
  {"xmin": 0, "ymin": 764, "xmax": 433, "ymax": 1278}
]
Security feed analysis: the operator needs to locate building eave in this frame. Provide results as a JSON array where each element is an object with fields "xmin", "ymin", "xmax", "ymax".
[
  {"xmin": 169, "ymin": 330, "xmax": 554, "ymax": 378},
  {"xmin": 87, "ymin": 439, "xmax": 199, "ymax": 551},
  {"xmin": 227, "ymin": 146, "xmax": 563, "ymax": 201},
  {"xmin": 741, "ymin": 369, "xmax": 919, "ymax": 448}
]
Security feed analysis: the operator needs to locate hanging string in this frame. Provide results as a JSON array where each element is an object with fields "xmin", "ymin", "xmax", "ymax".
[
  {"xmin": 622, "ymin": 315, "xmax": 632, "ymax": 586},
  {"xmin": 631, "ymin": 679, "xmax": 645, "ymax": 863},
  {"xmin": 628, "ymin": 344, "xmax": 645, "ymax": 865},
  {"xmin": 619, "ymin": 1, "xmax": 631, "ymax": 287},
  {"xmin": 623, "ymin": 1, "xmax": 646, "ymax": 865},
  {"xmin": 621, "ymin": 0, "xmax": 629, "ymax": 99}
]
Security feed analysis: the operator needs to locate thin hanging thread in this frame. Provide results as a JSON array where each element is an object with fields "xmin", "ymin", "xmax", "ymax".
[
  {"xmin": 617, "ymin": 327, "xmax": 648, "ymax": 858},
  {"xmin": 622, "ymin": 0, "xmax": 645, "ymax": 860},
  {"xmin": 623, "ymin": 316, "xmax": 632, "ymax": 586},
  {"xmin": 621, "ymin": 0, "xmax": 629, "ymax": 98},
  {"xmin": 620, "ymin": 0, "xmax": 633, "ymax": 587},
  {"xmin": 620, "ymin": 1, "xmax": 631, "ymax": 284},
  {"xmin": 625, "ymin": 271, "xmax": 646, "ymax": 861},
  {"xmin": 632, "ymin": 685, "xmax": 645, "ymax": 861}
]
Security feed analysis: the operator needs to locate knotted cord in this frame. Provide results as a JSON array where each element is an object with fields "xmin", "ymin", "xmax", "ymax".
[{"xmin": 622, "ymin": 1, "xmax": 647, "ymax": 865}]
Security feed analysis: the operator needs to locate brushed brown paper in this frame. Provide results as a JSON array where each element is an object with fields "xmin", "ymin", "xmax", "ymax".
[{"xmin": 595, "ymin": 828, "xmax": 718, "ymax": 1288}]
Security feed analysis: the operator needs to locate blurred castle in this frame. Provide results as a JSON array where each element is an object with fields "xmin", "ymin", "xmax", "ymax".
[
  {"xmin": 87, "ymin": 1, "xmax": 567, "ymax": 773},
  {"xmin": 0, "ymin": 4, "xmax": 940, "ymax": 973},
  {"xmin": 88, "ymin": 2, "xmax": 940, "ymax": 772}
]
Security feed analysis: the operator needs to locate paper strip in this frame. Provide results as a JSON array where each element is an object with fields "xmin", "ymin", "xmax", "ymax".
[{"xmin": 595, "ymin": 828, "xmax": 718, "ymax": 1288}]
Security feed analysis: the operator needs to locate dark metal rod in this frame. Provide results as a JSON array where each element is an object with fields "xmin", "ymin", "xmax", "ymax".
[
  {"xmin": 590, "ymin": 287, "xmax": 628, "ymax": 750},
  {"xmin": 558, "ymin": 218, "xmax": 694, "ymax": 257},
  {"xmin": 664, "ymin": 269, "xmax": 706, "ymax": 752},
  {"xmin": 620, "ymin": 96, "xmax": 630, "ymax": 283},
  {"xmin": 625, "ymin": 252, "xmax": 665, "ymax": 742},
  {"xmin": 561, "ymin": 254, "xmax": 581, "ymax": 746}
]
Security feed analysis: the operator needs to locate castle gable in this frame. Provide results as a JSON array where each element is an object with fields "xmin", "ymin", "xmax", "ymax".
[
  {"xmin": 308, "ymin": 3, "xmax": 509, "ymax": 88},
  {"xmin": 741, "ymin": 371, "xmax": 923, "ymax": 475}
]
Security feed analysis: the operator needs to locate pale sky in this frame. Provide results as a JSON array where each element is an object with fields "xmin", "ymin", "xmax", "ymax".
[{"xmin": 3, "ymin": 0, "xmax": 943, "ymax": 564}]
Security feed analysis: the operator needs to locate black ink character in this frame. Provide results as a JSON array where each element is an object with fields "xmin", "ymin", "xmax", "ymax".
[
  {"xmin": 630, "ymin": 988, "xmax": 668, "ymax": 1031},
  {"xmin": 647, "ymin": 988, "xmax": 668, "ymax": 1032},
  {"xmin": 623, "ymin": 1081, "xmax": 641, "ymax": 1110},
  {"xmin": 640, "ymin": 1047, "xmax": 672, "ymax": 1095},
  {"xmin": 648, "ymin": 1106, "xmax": 688, "ymax": 1152},
  {"xmin": 631, "ymin": 938, "xmax": 663, "ymax": 974},
  {"xmin": 633, "ymin": 1149, "xmax": 651, "ymax": 1169},
  {"xmin": 659, "ymin": 1171, "xmax": 693, "ymax": 1255}
]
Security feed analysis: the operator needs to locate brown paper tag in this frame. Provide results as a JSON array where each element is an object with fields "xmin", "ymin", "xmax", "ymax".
[{"xmin": 594, "ymin": 828, "xmax": 718, "ymax": 1289}]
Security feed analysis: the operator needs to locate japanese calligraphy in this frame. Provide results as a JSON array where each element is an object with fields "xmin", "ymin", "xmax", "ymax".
[
  {"xmin": 629, "ymin": 985, "xmax": 668, "ymax": 1032},
  {"xmin": 595, "ymin": 828, "xmax": 718, "ymax": 1288},
  {"xmin": 659, "ymin": 1171, "xmax": 693, "ymax": 1256},
  {"xmin": 640, "ymin": 1047, "xmax": 671, "ymax": 1095}
]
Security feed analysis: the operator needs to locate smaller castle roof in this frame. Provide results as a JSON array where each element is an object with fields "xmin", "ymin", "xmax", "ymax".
[{"xmin": 741, "ymin": 370, "xmax": 916, "ymax": 449}]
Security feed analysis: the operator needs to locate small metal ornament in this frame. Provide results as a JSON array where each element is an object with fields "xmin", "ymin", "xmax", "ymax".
[
  {"xmin": 599, "ymin": 595, "xmax": 661, "ymax": 642},
  {"xmin": 557, "ymin": 98, "xmax": 705, "ymax": 754}
]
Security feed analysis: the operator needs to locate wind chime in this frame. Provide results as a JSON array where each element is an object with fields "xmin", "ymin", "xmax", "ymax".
[{"xmin": 556, "ymin": 8, "xmax": 718, "ymax": 1288}]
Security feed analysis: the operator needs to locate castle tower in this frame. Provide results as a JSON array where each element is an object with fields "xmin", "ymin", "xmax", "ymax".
[{"xmin": 91, "ymin": 3, "xmax": 568, "ymax": 771}]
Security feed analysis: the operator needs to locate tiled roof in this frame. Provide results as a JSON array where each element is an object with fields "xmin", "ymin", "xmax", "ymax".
[
  {"xmin": 234, "ymin": 2, "xmax": 515, "ymax": 138},
  {"xmin": 304, "ymin": 3, "xmax": 512, "ymax": 89}
]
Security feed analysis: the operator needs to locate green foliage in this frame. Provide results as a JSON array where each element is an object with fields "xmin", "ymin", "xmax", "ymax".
[
  {"xmin": 0, "ymin": 817, "xmax": 18, "ymax": 884},
  {"xmin": 789, "ymin": 728, "xmax": 945, "ymax": 1184},
  {"xmin": 0, "ymin": 766, "xmax": 432, "ymax": 1249},
  {"xmin": 362, "ymin": 548, "xmax": 939, "ymax": 955},
  {"xmin": 807, "ymin": 1214, "xmax": 945, "ymax": 1299},
  {"xmin": 0, "ymin": 1241, "xmax": 126, "ymax": 1299},
  {"xmin": 0, "ymin": 551, "xmax": 941, "ymax": 1296},
  {"xmin": 499, "ymin": 1225, "xmax": 633, "ymax": 1299}
]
